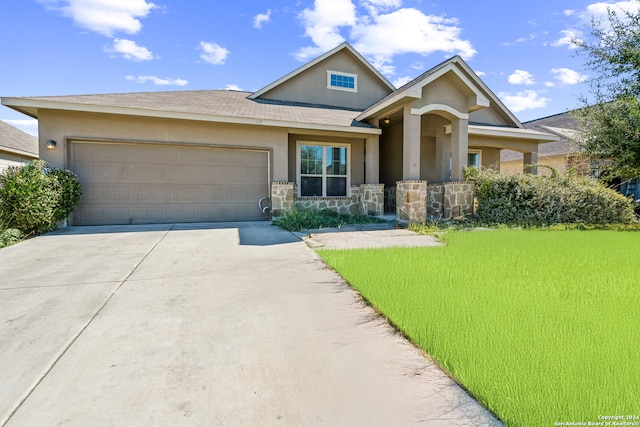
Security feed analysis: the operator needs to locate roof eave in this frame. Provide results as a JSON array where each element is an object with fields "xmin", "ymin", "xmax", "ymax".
[{"xmin": 1, "ymin": 98, "xmax": 381, "ymax": 135}]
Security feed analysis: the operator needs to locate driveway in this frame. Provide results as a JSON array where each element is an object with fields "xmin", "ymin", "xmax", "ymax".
[{"xmin": 0, "ymin": 222, "xmax": 501, "ymax": 426}]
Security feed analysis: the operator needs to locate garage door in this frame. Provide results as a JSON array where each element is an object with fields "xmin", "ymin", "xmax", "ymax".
[{"xmin": 70, "ymin": 141, "xmax": 269, "ymax": 225}]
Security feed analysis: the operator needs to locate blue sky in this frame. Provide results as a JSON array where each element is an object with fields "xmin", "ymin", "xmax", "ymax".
[{"xmin": 2, "ymin": 0, "xmax": 638, "ymax": 136}]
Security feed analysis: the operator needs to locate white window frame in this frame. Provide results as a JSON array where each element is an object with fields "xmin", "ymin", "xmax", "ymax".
[
  {"xmin": 296, "ymin": 141, "xmax": 351, "ymax": 197},
  {"xmin": 326, "ymin": 70, "xmax": 358, "ymax": 93},
  {"xmin": 468, "ymin": 149, "xmax": 482, "ymax": 169}
]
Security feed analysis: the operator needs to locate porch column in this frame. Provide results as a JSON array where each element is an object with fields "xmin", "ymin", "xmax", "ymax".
[
  {"xmin": 450, "ymin": 118, "xmax": 469, "ymax": 181},
  {"xmin": 523, "ymin": 151, "xmax": 538, "ymax": 175},
  {"xmin": 435, "ymin": 124, "xmax": 451, "ymax": 182},
  {"xmin": 365, "ymin": 134, "xmax": 380, "ymax": 183},
  {"xmin": 403, "ymin": 104, "xmax": 421, "ymax": 180}
]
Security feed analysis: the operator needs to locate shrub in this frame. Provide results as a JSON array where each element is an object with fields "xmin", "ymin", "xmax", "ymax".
[
  {"xmin": 0, "ymin": 161, "xmax": 60, "ymax": 234},
  {"xmin": 0, "ymin": 160, "xmax": 83, "ymax": 235},
  {"xmin": 0, "ymin": 227, "xmax": 24, "ymax": 248},
  {"xmin": 48, "ymin": 168, "xmax": 82, "ymax": 222},
  {"xmin": 467, "ymin": 168, "xmax": 636, "ymax": 225}
]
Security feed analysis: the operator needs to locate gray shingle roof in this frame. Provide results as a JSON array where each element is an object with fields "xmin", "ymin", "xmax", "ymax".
[
  {"xmin": 0, "ymin": 120, "xmax": 38, "ymax": 156},
  {"xmin": 14, "ymin": 90, "xmax": 375, "ymax": 130},
  {"xmin": 501, "ymin": 111, "xmax": 579, "ymax": 161}
]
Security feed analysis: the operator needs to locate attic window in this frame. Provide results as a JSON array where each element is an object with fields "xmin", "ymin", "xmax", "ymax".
[{"xmin": 327, "ymin": 70, "xmax": 357, "ymax": 92}]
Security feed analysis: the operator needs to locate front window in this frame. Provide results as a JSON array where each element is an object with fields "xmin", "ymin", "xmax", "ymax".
[
  {"xmin": 299, "ymin": 143, "xmax": 349, "ymax": 197},
  {"xmin": 467, "ymin": 150, "xmax": 482, "ymax": 169}
]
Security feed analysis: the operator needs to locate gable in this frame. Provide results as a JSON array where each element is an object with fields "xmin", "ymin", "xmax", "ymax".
[{"xmin": 251, "ymin": 44, "xmax": 394, "ymax": 110}]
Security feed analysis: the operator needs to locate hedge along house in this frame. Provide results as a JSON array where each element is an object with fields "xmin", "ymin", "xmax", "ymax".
[{"xmin": 2, "ymin": 43, "xmax": 556, "ymax": 226}]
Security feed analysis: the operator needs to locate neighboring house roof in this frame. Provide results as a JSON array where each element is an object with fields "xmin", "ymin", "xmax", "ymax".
[
  {"xmin": 501, "ymin": 110, "xmax": 578, "ymax": 161},
  {"xmin": 0, "ymin": 120, "xmax": 38, "ymax": 157},
  {"xmin": 249, "ymin": 42, "xmax": 395, "ymax": 100},
  {"xmin": 3, "ymin": 90, "xmax": 380, "ymax": 135}
]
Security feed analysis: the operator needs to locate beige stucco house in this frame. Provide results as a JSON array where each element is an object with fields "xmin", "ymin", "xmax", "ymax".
[
  {"xmin": 0, "ymin": 121, "xmax": 38, "ymax": 172},
  {"xmin": 501, "ymin": 111, "xmax": 581, "ymax": 175},
  {"xmin": 2, "ymin": 42, "xmax": 556, "ymax": 226}
]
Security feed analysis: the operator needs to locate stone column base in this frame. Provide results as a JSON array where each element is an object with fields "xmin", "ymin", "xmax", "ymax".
[
  {"xmin": 359, "ymin": 184, "xmax": 384, "ymax": 216},
  {"xmin": 396, "ymin": 180, "xmax": 427, "ymax": 223},
  {"xmin": 427, "ymin": 181, "xmax": 475, "ymax": 219},
  {"xmin": 270, "ymin": 182, "xmax": 295, "ymax": 217}
]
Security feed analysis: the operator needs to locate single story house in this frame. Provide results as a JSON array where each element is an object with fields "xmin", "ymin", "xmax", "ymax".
[
  {"xmin": 2, "ymin": 42, "xmax": 557, "ymax": 226},
  {"xmin": 0, "ymin": 121, "xmax": 38, "ymax": 172},
  {"xmin": 501, "ymin": 111, "xmax": 582, "ymax": 175}
]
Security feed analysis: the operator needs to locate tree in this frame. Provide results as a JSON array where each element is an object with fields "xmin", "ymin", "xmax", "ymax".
[{"xmin": 573, "ymin": 1, "xmax": 640, "ymax": 180}]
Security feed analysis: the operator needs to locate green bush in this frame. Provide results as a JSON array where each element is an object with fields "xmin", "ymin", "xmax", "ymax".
[
  {"xmin": 467, "ymin": 168, "xmax": 636, "ymax": 225},
  {"xmin": 48, "ymin": 168, "xmax": 82, "ymax": 222},
  {"xmin": 0, "ymin": 227, "xmax": 24, "ymax": 248},
  {"xmin": 0, "ymin": 160, "xmax": 83, "ymax": 235}
]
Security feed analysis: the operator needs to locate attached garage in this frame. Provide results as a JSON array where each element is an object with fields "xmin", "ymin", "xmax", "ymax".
[{"xmin": 69, "ymin": 141, "xmax": 270, "ymax": 225}]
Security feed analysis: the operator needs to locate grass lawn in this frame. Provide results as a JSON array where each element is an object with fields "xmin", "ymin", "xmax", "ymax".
[{"xmin": 317, "ymin": 230, "xmax": 640, "ymax": 426}]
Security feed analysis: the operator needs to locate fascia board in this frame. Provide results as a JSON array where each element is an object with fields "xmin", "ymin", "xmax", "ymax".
[{"xmin": 1, "ymin": 98, "xmax": 381, "ymax": 136}]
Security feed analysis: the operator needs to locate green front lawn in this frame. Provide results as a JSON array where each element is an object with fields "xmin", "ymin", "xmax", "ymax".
[{"xmin": 318, "ymin": 230, "xmax": 640, "ymax": 426}]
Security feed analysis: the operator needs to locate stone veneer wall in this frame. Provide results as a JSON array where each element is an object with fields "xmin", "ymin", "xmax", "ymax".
[
  {"xmin": 427, "ymin": 181, "xmax": 475, "ymax": 219},
  {"xmin": 359, "ymin": 184, "xmax": 384, "ymax": 216},
  {"xmin": 295, "ymin": 185, "xmax": 361, "ymax": 215},
  {"xmin": 396, "ymin": 180, "xmax": 427, "ymax": 223},
  {"xmin": 270, "ymin": 183, "xmax": 385, "ymax": 217},
  {"xmin": 270, "ymin": 182, "xmax": 295, "ymax": 217}
]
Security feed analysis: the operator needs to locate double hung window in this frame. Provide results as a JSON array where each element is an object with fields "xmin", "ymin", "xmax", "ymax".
[{"xmin": 299, "ymin": 143, "xmax": 349, "ymax": 197}]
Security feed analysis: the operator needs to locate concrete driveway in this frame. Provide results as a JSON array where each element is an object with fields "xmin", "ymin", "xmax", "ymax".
[{"xmin": 0, "ymin": 222, "xmax": 501, "ymax": 426}]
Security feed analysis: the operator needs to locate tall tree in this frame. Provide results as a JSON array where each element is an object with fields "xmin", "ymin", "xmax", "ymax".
[{"xmin": 573, "ymin": 1, "xmax": 640, "ymax": 180}]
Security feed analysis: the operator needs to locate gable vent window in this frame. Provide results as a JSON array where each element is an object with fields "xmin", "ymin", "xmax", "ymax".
[{"xmin": 327, "ymin": 70, "xmax": 357, "ymax": 92}]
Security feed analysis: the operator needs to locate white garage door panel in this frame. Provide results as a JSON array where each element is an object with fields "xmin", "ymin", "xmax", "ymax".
[{"xmin": 71, "ymin": 142, "xmax": 269, "ymax": 225}]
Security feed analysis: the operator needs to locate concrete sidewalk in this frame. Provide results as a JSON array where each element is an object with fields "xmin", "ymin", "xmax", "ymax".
[{"xmin": 0, "ymin": 222, "xmax": 501, "ymax": 426}]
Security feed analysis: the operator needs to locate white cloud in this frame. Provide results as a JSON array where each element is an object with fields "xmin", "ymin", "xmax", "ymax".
[
  {"xmin": 508, "ymin": 70, "xmax": 536, "ymax": 85},
  {"xmin": 503, "ymin": 32, "xmax": 538, "ymax": 46},
  {"xmin": 224, "ymin": 84, "xmax": 243, "ymax": 91},
  {"xmin": 475, "ymin": 70, "xmax": 486, "ymax": 77},
  {"xmin": 199, "ymin": 41, "xmax": 230, "ymax": 65},
  {"xmin": 552, "ymin": 29, "xmax": 582, "ymax": 49},
  {"xmin": 125, "ymin": 75, "xmax": 188, "ymax": 86},
  {"xmin": 361, "ymin": 0, "xmax": 402, "ymax": 15},
  {"xmin": 2, "ymin": 119, "xmax": 38, "ymax": 136},
  {"xmin": 392, "ymin": 76, "xmax": 413, "ymax": 88},
  {"xmin": 551, "ymin": 67, "xmax": 589, "ymax": 85},
  {"xmin": 498, "ymin": 90, "xmax": 550, "ymax": 112},
  {"xmin": 37, "ymin": 0, "xmax": 157, "ymax": 37},
  {"xmin": 295, "ymin": 0, "xmax": 475, "ymax": 76},
  {"xmin": 581, "ymin": 1, "xmax": 640, "ymax": 22},
  {"xmin": 564, "ymin": 9, "xmax": 576, "ymax": 16},
  {"xmin": 351, "ymin": 8, "xmax": 475, "ymax": 74},
  {"xmin": 295, "ymin": 0, "xmax": 357, "ymax": 60},
  {"xmin": 253, "ymin": 9, "xmax": 271, "ymax": 29},
  {"xmin": 106, "ymin": 38, "xmax": 153, "ymax": 61}
]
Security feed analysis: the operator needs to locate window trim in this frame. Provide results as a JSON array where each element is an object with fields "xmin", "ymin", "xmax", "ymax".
[
  {"xmin": 468, "ymin": 149, "xmax": 482, "ymax": 169},
  {"xmin": 326, "ymin": 70, "xmax": 358, "ymax": 93},
  {"xmin": 296, "ymin": 141, "xmax": 351, "ymax": 197}
]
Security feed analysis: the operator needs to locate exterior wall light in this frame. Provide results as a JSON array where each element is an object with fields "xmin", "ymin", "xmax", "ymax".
[
  {"xmin": 382, "ymin": 118, "xmax": 391, "ymax": 125},
  {"xmin": 47, "ymin": 140, "xmax": 57, "ymax": 150}
]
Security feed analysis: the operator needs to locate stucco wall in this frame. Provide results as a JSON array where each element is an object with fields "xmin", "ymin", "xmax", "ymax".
[
  {"xmin": 37, "ymin": 110, "xmax": 291, "ymax": 181},
  {"xmin": 258, "ymin": 49, "xmax": 392, "ymax": 110},
  {"xmin": 480, "ymin": 147, "xmax": 501, "ymax": 170},
  {"xmin": 287, "ymin": 133, "xmax": 365, "ymax": 186},
  {"xmin": 501, "ymin": 154, "xmax": 568, "ymax": 176},
  {"xmin": 0, "ymin": 151, "xmax": 35, "ymax": 172}
]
